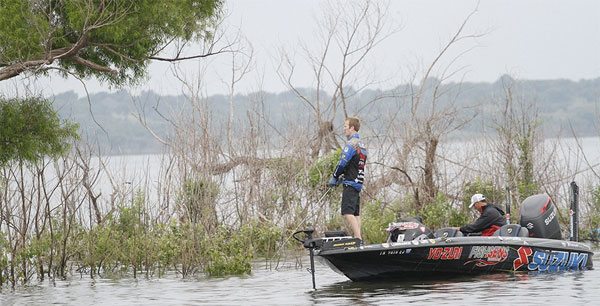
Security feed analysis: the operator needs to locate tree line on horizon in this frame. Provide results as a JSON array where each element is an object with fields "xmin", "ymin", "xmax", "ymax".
[{"xmin": 52, "ymin": 76, "xmax": 600, "ymax": 155}]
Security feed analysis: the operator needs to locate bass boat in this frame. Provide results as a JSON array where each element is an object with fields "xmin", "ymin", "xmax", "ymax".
[{"xmin": 294, "ymin": 184, "xmax": 593, "ymax": 288}]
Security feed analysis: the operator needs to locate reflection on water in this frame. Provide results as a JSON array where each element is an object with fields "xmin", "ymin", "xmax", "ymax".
[
  {"xmin": 310, "ymin": 268, "xmax": 599, "ymax": 305},
  {"xmin": 1, "ymin": 253, "xmax": 600, "ymax": 305}
]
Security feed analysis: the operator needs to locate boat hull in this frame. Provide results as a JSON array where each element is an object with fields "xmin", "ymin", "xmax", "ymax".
[{"xmin": 317, "ymin": 236, "xmax": 593, "ymax": 281}]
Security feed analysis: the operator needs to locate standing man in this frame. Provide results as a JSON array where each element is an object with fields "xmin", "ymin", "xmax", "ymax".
[
  {"xmin": 459, "ymin": 193, "xmax": 505, "ymax": 236},
  {"xmin": 328, "ymin": 117, "xmax": 367, "ymax": 240}
]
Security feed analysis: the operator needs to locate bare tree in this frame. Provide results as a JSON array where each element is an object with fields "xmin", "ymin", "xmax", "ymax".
[
  {"xmin": 277, "ymin": 0, "xmax": 396, "ymax": 158},
  {"xmin": 372, "ymin": 7, "xmax": 483, "ymax": 212}
]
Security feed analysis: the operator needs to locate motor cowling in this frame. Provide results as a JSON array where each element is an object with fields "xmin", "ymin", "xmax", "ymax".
[{"xmin": 519, "ymin": 194, "xmax": 562, "ymax": 239}]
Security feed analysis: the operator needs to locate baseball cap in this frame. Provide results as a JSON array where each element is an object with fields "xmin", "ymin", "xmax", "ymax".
[{"xmin": 469, "ymin": 194, "xmax": 486, "ymax": 208}]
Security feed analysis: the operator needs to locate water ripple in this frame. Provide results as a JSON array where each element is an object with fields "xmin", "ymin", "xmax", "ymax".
[{"xmin": 1, "ymin": 257, "xmax": 600, "ymax": 305}]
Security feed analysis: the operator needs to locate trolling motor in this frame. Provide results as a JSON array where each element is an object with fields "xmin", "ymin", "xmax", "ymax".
[{"xmin": 293, "ymin": 228, "xmax": 319, "ymax": 290}]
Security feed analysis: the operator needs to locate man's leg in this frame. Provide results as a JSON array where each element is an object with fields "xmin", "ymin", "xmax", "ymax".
[
  {"xmin": 342, "ymin": 186, "xmax": 362, "ymax": 239},
  {"xmin": 356, "ymin": 215, "xmax": 361, "ymax": 238},
  {"xmin": 343, "ymin": 214, "xmax": 362, "ymax": 240}
]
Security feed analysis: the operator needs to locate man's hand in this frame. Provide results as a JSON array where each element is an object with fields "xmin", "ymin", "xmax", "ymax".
[{"xmin": 327, "ymin": 177, "xmax": 340, "ymax": 187}]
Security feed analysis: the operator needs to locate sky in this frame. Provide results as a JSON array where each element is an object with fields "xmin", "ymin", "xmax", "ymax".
[{"xmin": 2, "ymin": 0, "xmax": 599, "ymax": 98}]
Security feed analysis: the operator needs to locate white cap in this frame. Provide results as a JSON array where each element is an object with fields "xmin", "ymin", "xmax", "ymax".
[{"xmin": 469, "ymin": 194, "xmax": 486, "ymax": 208}]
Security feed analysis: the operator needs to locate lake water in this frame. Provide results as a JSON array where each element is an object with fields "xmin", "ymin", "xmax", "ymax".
[
  {"xmin": 2, "ymin": 248, "xmax": 599, "ymax": 305},
  {"xmin": 2, "ymin": 137, "xmax": 600, "ymax": 304}
]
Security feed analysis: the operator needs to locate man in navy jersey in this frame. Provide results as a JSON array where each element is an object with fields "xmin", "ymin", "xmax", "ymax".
[{"xmin": 328, "ymin": 117, "xmax": 367, "ymax": 240}]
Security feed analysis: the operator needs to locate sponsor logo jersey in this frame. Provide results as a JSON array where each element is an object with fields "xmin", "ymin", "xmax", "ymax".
[{"xmin": 333, "ymin": 133, "xmax": 367, "ymax": 191}]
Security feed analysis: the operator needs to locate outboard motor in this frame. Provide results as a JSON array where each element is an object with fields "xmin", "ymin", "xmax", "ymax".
[
  {"xmin": 386, "ymin": 218, "xmax": 433, "ymax": 242},
  {"xmin": 519, "ymin": 194, "xmax": 562, "ymax": 239}
]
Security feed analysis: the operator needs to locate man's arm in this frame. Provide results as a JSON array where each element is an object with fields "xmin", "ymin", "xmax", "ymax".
[
  {"xmin": 332, "ymin": 144, "xmax": 356, "ymax": 179},
  {"xmin": 460, "ymin": 209, "xmax": 495, "ymax": 234}
]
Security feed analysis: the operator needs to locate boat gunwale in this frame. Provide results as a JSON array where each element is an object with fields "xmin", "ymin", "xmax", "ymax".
[{"xmin": 317, "ymin": 236, "xmax": 594, "ymax": 256}]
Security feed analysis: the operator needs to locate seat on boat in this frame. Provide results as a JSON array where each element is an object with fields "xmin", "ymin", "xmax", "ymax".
[
  {"xmin": 433, "ymin": 227, "xmax": 464, "ymax": 238},
  {"xmin": 492, "ymin": 224, "xmax": 529, "ymax": 237}
]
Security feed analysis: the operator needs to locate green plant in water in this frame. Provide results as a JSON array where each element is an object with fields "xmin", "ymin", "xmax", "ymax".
[
  {"xmin": 0, "ymin": 233, "xmax": 9, "ymax": 285},
  {"xmin": 180, "ymin": 178, "xmax": 219, "ymax": 229},
  {"xmin": 584, "ymin": 185, "xmax": 600, "ymax": 240},
  {"xmin": 203, "ymin": 226, "xmax": 252, "ymax": 277},
  {"xmin": 515, "ymin": 132, "xmax": 539, "ymax": 199},
  {"xmin": 79, "ymin": 222, "xmax": 120, "ymax": 276},
  {"xmin": 241, "ymin": 220, "xmax": 283, "ymax": 259}
]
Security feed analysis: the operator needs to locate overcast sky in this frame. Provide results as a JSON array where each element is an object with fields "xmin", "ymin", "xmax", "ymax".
[{"xmin": 2, "ymin": 0, "xmax": 599, "ymax": 97}]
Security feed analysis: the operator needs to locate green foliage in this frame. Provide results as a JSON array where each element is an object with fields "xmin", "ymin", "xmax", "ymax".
[
  {"xmin": 407, "ymin": 193, "xmax": 470, "ymax": 230},
  {"xmin": 0, "ymin": 0, "xmax": 224, "ymax": 85},
  {"xmin": 262, "ymin": 157, "xmax": 304, "ymax": 220},
  {"xmin": 0, "ymin": 96, "xmax": 79, "ymax": 165},
  {"xmin": 308, "ymin": 148, "xmax": 341, "ymax": 188},
  {"xmin": 587, "ymin": 186, "xmax": 600, "ymax": 233},
  {"xmin": 241, "ymin": 221, "xmax": 283, "ymax": 259},
  {"xmin": 75, "ymin": 205, "xmax": 255, "ymax": 278},
  {"xmin": 0, "ymin": 0, "xmax": 46, "ymax": 62},
  {"xmin": 324, "ymin": 214, "xmax": 344, "ymax": 233},
  {"xmin": 79, "ymin": 222, "xmax": 119, "ymax": 274},
  {"xmin": 361, "ymin": 200, "xmax": 397, "ymax": 244},
  {"xmin": 0, "ymin": 233, "xmax": 8, "ymax": 284},
  {"xmin": 419, "ymin": 193, "xmax": 452, "ymax": 230},
  {"xmin": 448, "ymin": 208, "xmax": 470, "ymax": 227},
  {"xmin": 179, "ymin": 178, "xmax": 219, "ymax": 226},
  {"xmin": 202, "ymin": 226, "xmax": 252, "ymax": 277},
  {"xmin": 515, "ymin": 133, "xmax": 539, "ymax": 198},
  {"xmin": 462, "ymin": 178, "xmax": 505, "ymax": 209}
]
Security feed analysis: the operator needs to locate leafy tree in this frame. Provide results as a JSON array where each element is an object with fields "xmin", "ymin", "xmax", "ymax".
[
  {"xmin": 0, "ymin": 0, "xmax": 224, "ymax": 85},
  {"xmin": 0, "ymin": 96, "xmax": 79, "ymax": 165}
]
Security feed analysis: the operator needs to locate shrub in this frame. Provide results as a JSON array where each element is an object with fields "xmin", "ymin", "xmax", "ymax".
[
  {"xmin": 179, "ymin": 178, "xmax": 219, "ymax": 228},
  {"xmin": 462, "ymin": 178, "xmax": 505, "ymax": 209},
  {"xmin": 419, "ymin": 193, "xmax": 451, "ymax": 230},
  {"xmin": 585, "ymin": 185, "xmax": 600, "ymax": 240},
  {"xmin": 241, "ymin": 220, "xmax": 283, "ymax": 259},
  {"xmin": 202, "ymin": 226, "xmax": 252, "ymax": 277},
  {"xmin": 308, "ymin": 149, "xmax": 341, "ymax": 188},
  {"xmin": 361, "ymin": 200, "xmax": 397, "ymax": 244}
]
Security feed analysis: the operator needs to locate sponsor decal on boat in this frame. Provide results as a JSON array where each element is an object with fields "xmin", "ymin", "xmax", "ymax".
[
  {"xmin": 528, "ymin": 250, "xmax": 589, "ymax": 272},
  {"xmin": 513, "ymin": 246, "xmax": 533, "ymax": 270},
  {"xmin": 512, "ymin": 246, "xmax": 589, "ymax": 271},
  {"xmin": 465, "ymin": 246, "xmax": 509, "ymax": 267},
  {"xmin": 332, "ymin": 241, "xmax": 359, "ymax": 248},
  {"xmin": 427, "ymin": 247, "xmax": 463, "ymax": 260}
]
